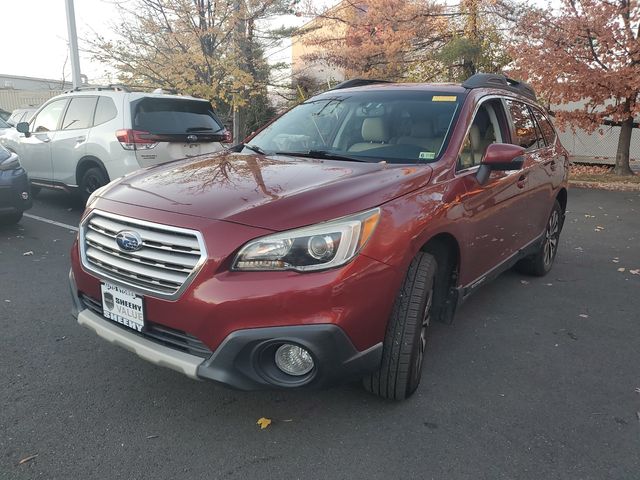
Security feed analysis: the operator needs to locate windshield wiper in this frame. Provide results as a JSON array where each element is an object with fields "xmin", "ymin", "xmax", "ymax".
[
  {"xmin": 243, "ymin": 143, "xmax": 268, "ymax": 155},
  {"xmin": 275, "ymin": 150, "xmax": 371, "ymax": 163}
]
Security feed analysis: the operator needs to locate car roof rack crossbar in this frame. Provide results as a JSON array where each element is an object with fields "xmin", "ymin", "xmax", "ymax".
[
  {"xmin": 462, "ymin": 73, "xmax": 536, "ymax": 101},
  {"xmin": 329, "ymin": 79, "xmax": 392, "ymax": 90},
  {"xmin": 63, "ymin": 84, "xmax": 131, "ymax": 94}
]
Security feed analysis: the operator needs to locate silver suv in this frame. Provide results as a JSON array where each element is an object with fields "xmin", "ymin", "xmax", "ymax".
[{"xmin": 0, "ymin": 86, "xmax": 228, "ymax": 201}]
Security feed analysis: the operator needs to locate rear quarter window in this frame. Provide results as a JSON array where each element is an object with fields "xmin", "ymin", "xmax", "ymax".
[
  {"xmin": 94, "ymin": 96, "xmax": 118, "ymax": 126},
  {"xmin": 132, "ymin": 98, "xmax": 223, "ymax": 134}
]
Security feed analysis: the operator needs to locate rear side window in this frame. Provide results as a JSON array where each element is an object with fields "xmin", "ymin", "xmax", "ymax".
[
  {"xmin": 94, "ymin": 96, "xmax": 118, "ymax": 126},
  {"xmin": 0, "ymin": 117, "xmax": 8, "ymax": 128},
  {"xmin": 62, "ymin": 96, "xmax": 97, "ymax": 130},
  {"xmin": 531, "ymin": 108, "xmax": 556, "ymax": 146},
  {"xmin": 133, "ymin": 98, "xmax": 223, "ymax": 134},
  {"xmin": 32, "ymin": 99, "xmax": 68, "ymax": 132},
  {"xmin": 505, "ymin": 99, "xmax": 544, "ymax": 151}
]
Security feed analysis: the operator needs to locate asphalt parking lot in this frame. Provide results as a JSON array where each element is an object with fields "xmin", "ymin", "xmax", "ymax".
[{"xmin": 1, "ymin": 188, "xmax": 639, "ymax": 480}]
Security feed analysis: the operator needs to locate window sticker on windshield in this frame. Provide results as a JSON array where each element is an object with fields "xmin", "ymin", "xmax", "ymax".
[
  {"xmin": 432, "ymin": 95, "xmax": 457, "ymax": 102},
  {"xmin": 419, "ymin": 152, "xmax": 435, "ymax": 160}
]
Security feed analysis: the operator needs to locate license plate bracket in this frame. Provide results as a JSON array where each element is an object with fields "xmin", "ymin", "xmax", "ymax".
[{"xmin": 100, "ymin": 282, "xmax": 145, "ymax": 332}]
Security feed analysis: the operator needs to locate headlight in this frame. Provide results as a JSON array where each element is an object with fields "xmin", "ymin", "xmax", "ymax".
[
  {"xmin": 233, "ymin": 208, "xmax": 380, "ymax": 272},
  {"xmin": 0, "ymin": 152, "xmax": 20, "ymax": 171}
]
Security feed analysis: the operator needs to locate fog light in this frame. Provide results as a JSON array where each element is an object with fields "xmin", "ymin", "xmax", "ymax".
[
  {"xmin": 274, "ymin": 344, "xmax": 314, "ymax": 376},
  {"xmin": 21, "ymin": 191, "xmax": 29, "ymax": 200}
]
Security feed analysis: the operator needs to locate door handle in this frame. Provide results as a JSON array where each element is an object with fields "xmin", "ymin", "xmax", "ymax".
[
  {"xmin": 516, "ymin": 174, "xmax": 527, "ymax": 189},
  {"xmin": 75, "ymin": 136, "xmax": 86, "ymax": 144}
]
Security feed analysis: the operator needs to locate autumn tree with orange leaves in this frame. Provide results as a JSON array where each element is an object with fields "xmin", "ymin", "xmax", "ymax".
[
  {"xmin": 510, "ymin": 0, "xmax": 640, "ymax": 176},
  {"xmin": 297, "ymin": 0, "xmax": 448, "ymax": 80}
]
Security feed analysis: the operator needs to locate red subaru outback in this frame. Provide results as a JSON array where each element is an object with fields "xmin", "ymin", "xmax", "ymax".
[{"xmin": 69, "ymin": 74, "xmax": 568, "ymax": 400}]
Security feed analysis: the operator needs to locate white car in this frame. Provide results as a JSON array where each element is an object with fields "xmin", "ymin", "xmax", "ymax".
[{"xmin": 1, "ymin": 86, "xmax": 228, "ymax": 201}]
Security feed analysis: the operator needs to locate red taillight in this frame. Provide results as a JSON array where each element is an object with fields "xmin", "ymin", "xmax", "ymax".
[{"xmin": 115, "ymin": 129, "xmax": 159, "ymax": 150}]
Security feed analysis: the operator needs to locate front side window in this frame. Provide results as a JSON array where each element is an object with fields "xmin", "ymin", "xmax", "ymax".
[
  {"xmin": 62, "ymin": 96, "xmax": 97, "ymax": 130},
  {"xmin": 505, "ymin": 99, "xmax": 544, "ymax": 151},
  {"xmin": 31, "ymin": 99, "xmax": 68, "ymax": 133},
  {"xmin": 458, "ymin": 99, "xmax": 504, "ymax": 170},
  {"xmin": 247, "ymin": 91, "xmax": 462, "ymax": 164}
]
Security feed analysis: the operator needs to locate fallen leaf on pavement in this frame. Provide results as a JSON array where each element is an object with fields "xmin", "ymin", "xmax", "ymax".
[
  {"xmin": 17, "ymin": 454, "xmax": 38, "ymax": 465},
  {"xmin": 257, "ymin": 417, "xmax": 272, "ymax": 429},
  {"xmin": 634, "ymin": 387, "xmax": 640, "ymax": 394},
  {"xmin": 22, "ymin": 251, "xmax": 33, "ymax": 256},
  {"xmin": 617, "ymin": 268, "xmax": 626, "ymax": 272},
  {"xmin": 146, "ymin": 435, "xmax": 159, "ymax": 439},
  {"xmin": 579, "ymin": 314, "xmax": 589, "ymax": 318},
  {"xmin": 630, "ymin": 269, "xmax": 639, "ymax": 275},
  {"xmin": 520, "ymin": 280, "xmax": 529, "ymax": 285}
]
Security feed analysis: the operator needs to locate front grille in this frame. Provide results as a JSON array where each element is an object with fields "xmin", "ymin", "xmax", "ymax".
[
  {"xmin": 80, "ymin": 210, "xmax": 206, "ymax": 298},
  {"xmin": 80, "ymin": 293, "xmax": 212, "ymax": 358}
]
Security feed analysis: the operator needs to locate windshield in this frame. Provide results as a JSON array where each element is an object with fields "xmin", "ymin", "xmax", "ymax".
[
  {"xmin": 0, "ymin": 117, "xmax": 9, "ymax": 129},
  {"xmin": 247, "ymin": 90, "xmax": 462, "ymax": 164}
]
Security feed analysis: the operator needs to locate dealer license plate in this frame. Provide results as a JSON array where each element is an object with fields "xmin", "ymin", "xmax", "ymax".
[{"xmin": 100, "ymin": 282, "xmax": 145, "ymax": 332}]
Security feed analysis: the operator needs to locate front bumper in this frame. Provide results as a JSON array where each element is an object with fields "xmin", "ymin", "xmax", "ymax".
[{"xmin": 70, "ymin": 270, "xmax": 382, "ymax": 390}]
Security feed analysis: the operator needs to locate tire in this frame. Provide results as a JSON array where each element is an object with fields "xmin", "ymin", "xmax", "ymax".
[
  {"xmin": 363, "ymin": 252, "xmax": 438, "ymax": 400},
  {"xmin": 0, "ymin": 212, "xmax": 23, "ymax": 225},
  {"xmin": 516, "ymin": 200, "xmax": 563, "ymax": 277},
  {"xmin": 79, "ymin": 167, "xmax": 108, "ymax": 204}
]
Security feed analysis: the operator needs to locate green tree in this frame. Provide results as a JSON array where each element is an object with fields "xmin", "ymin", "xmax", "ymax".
[{"xmin": 88, "ymin": 0, "xmax": 290, "ymax": 138}]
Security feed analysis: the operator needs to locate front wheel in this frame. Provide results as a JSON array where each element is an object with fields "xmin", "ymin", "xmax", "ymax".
[
  {"xmin": 363, "ymin": 252, "xmax": 438, "ymax": 400},
  {"xmin": 516, "ymin": 200, "xmax": 563, "ymax": 276},
  {"xmin": 80, "ymin": 167, "xmax": 108, "ymax": 204}
]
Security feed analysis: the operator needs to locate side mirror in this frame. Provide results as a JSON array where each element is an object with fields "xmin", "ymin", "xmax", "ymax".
[
  {"xmin": 16, "ymin": 122, "xmax": 30, "ymax": 137},
  {"xmin": 476, "ymin": 143, "xmax": 525, "ymax": 185}
]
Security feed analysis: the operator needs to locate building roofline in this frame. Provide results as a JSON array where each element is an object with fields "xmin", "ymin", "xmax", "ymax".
[{"xmin": 0, "ymin": 73, "xmax": 67, "ymax": 85}]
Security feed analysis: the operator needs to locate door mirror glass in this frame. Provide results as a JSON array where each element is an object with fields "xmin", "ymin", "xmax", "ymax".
[{"xmin": 16, "ymin": 121, "xmax": 29, "ymax": 134}]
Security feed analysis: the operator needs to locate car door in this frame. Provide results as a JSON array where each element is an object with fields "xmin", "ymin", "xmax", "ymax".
[
  {"xmin": 52, "ymin": 96, "xmax": 97, "ymax": 186},
  {"xmin": 19, "ymin": 99, "xmax": 69, "ymax": 183},
  {"xmin": 503, "ymin": 99, "xmax": 549, "ymax": 243},
  {"xmin": 455, "ymin": 97, "xmax": 531, "ymax": 281}
]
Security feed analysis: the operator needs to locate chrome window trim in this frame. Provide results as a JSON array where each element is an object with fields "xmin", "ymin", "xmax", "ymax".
[
  {"xmin": 79, "ymin": 209, "xmax": 208, "ymax": 301},
  {"xmin": 455, "ymin": 94, "xmax": 506, "ymax": 174}
]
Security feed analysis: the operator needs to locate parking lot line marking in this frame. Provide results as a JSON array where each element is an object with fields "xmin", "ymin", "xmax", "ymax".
[{"xmin": 23, "ymin": 213, "xmax": 79, "ymax": 232}]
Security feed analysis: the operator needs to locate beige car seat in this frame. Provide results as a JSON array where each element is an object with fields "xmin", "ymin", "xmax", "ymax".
[
  {"xmin": 396, "ymin": 120, "xmax": 443, "ymax": 152},
  {"xmin": 348, "ymin": 117, "xmax": 391, "ymax": 152}
]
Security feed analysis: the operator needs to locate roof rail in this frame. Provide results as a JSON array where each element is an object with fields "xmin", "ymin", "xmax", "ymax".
[
  {"xmin": 329, "ymin": 78, "xmax": 391, "ymax": 90},
  {"xmin": 462, "ymin": 73, "xmax": 536, "ymax": 101},
  {"xmin": 63, "ymin": 84, "xmax": 131, "ymax": 94}
]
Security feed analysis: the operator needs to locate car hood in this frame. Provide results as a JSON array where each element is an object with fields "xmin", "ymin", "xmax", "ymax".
[{"xmin": 98, "ymin": 151, "xmax": 433, "ymax": 231}]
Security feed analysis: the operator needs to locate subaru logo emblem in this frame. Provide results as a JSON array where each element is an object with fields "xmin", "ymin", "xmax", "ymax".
[
  {"xmin": 115, "ymin": 230, "xmax": 143, "ymax": 252},
  {"xmin": 187, "ymin": 134, "xmax": 198, "ymax": 142}
]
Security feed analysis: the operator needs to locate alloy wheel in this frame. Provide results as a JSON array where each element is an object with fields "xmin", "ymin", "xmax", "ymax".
[
  {"xmin": 413, "ymin": 288, "xmax": 433, "ymax": 383},
  {"xmin": 543, "ymin": 209, "xmax": 560, "ymax": 268}
]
